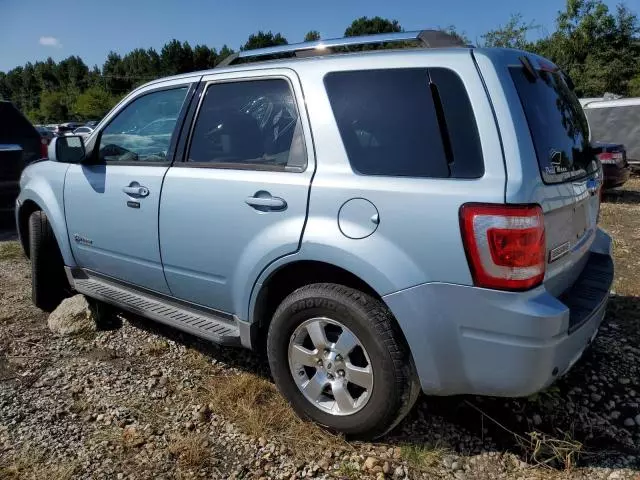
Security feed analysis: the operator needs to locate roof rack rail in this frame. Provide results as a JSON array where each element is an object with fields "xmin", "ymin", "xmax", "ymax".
[{"xmin": 216, "ymin": 30, "xmax": 468, "ymax": 68}]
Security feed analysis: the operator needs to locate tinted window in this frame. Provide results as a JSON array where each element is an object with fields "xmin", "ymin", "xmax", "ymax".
[
  {"xmin": 510, "ymin": 67, "xmax": 597, "ymax": 183},
  {"xmin": 188, "ymin": 79, "xmax": 306, "ymax": 170},
  {"xmin": 325, "ymin": 69, "xmax": 447, "ymax": 177},
  {"xmin": 99, "ymin": 87, "xmax": 188, "ymax": 163},
  {"xmin": 429, "ymin": 69, "xmax": 484, "ymax": 178}
]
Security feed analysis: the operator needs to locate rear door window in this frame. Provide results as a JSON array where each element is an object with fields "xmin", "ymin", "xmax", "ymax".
[
  {"xmin": 510, "ymin": 66, "xmax": 597, "ymax": 184},
  {"xmin": 324, "ymin": 68, "xmax": 484, "ymax": 178}
]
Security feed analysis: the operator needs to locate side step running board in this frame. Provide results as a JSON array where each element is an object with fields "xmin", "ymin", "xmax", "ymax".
[{"xmin": 70, "ymin": 270, "xmax": 241, "ymax": 346}]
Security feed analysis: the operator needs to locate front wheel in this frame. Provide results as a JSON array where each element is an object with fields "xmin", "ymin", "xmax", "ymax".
[
  {"xmin": 29, "ymin": 210, "xmax": 68, "ymax": 312},
  {"xmin": 267, "ymin": 283, "xmax": 419, "ymax": 439}
]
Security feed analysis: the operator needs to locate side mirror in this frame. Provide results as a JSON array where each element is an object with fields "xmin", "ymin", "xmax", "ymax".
[{"xmin": 49, "ymin": 135, "xmax": 86, "ymax": 164}]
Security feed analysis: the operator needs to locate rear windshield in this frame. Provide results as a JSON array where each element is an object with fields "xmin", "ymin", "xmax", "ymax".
[{"xmin": 510, "ymin": 66, "xmax": 597, "ymax": 184}]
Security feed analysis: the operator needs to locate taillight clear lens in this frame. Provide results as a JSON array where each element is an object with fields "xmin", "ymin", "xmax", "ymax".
[{"xmin": 460, "ymin": 204, "xmax": 546, "ymax": 291}]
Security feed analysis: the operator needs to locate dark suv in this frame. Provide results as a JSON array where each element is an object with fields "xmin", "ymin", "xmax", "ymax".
[{"xmin": 0, "ymin": 101, "xmax": 44, "ymax": 219}]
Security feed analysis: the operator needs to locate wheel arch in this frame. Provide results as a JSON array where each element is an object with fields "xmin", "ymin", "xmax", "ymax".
[
  {"xmin": 248, "ymin": 259, "xmax": 412, "ymax": 354},
  {"xmin": 17, "ymin": 190, "xmax": 74, "ymax": 266}
]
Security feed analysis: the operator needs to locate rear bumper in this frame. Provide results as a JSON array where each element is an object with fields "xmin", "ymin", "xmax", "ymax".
[{"xmin": 383, "ymin": 228, "xmax": 614, "ymax": 397}]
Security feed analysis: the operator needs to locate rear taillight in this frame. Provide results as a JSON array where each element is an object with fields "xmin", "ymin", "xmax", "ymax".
[
  {"xmin": 597, "ymin": 152, "xmax": 623, "ymax": 165},
  {"xmin": 460, "ymin": 204, "xmax": 546, "ymax": 291},
  {"xmin": 40, "ymin": 138, "xmax": 48, "ymax": 159}
]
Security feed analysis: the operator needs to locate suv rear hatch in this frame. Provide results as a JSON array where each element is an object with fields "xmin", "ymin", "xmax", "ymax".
[
  {"xmin": 508, "ymin": 57, "xmax": 601, "ymax": 297},
  {"xmin": 0, "ymin": 101, "xmax": 43, "ymax": 165}
]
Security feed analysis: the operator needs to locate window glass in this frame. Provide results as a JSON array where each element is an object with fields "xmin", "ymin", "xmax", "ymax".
[
  {"xmin": 325, "ymin": 69, "xmax": 450, "ymax": 178},
  {"xmin": 429, "ymin": 68, "xmax": 484, "ymax": 178},
  {"xmin": 99, "ymin": 87, "xmax": 188, "ymax": 163},
  {"xmin": 510, "ymin": 67, "xmax": 597, "ymax": 183},
  {"xmin": 188, "ymin": 79, "xmax": 306, "ymax": 170}
]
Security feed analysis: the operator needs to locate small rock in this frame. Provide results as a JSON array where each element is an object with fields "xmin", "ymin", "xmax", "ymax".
[
  {"xmin": 532, "ymin": 414, "xmax": 542, "ymax": 426},
  {"xmin": 185, "ymin": 421, "xmax": 195, "ymax": 431},
  {"xmin": 618, "ymin": 378, "xmax": 631, "ymax": 385},
  {"xmin": 150, "ymin": 369, "xmax": 162, "ymax": 377},
  {"xmin": 47, "ymin": 295, "xmax": 96, "ymax": 335},
  {"xmin": 623, "ymin": 418, "xmax": 635, "ymax": 428},
  {"xmin": 376, "ymin": 473, "xmax": 385, "ymax": 480},
  {"xmin": 635, "ymin": 414, "xmax": 640, "ymax": 426},
  {"xmin": 451, "ymin": 461, "xmax": 460, "ymax": 471},
  {"xmin": 611, "ymin": 411, "xmax": 621, "ymax": 420},
  {"xmin": 383, "ymin": 461, "xmax": 391, "ymax": 474},
  {"xmin": 96, "ymin": 414, "xmax": 105, "ymax": 422},
  {"xmin": 591, "ymin": 393, "xmax": 602, "ymax": 402},
  {"xmin": 364, "ymin": 457, "xmax": 378, "ymax": 470},
  {"xmin": 258, "ymin": 437, "xmax": 267, "ymax": 447},
  {"xmin": 394, "ymin": 466, "xmax": 404, "ymax": 478},
  {"xmin": 393, "ymin": 447, "xmax": 402, "ymax": 460}
]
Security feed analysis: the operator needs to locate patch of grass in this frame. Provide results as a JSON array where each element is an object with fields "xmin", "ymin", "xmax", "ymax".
[
  {"xmin": 400, "ymin": 443, "xmax": 447, "ymax": 470},
  {"xmin": 521, "ymin": 430, "xmax": 582, "ymax": 470},
  {"xmin": 0, "ymin": 242, "xmax": 23, "ymax": 261},
  {"xmin": 183, "ymin": 348, "xmax": 214, "ymax": 371},
  {"xmin": 168, "ymin": 433, "xmax": 209, "ymax": 468},
  {"xmin": 0, "ymin": 445, "xmax": 78, "ymax": 480},
  {"xmin": 336, "ymin": 461, "xmax": 361, "ymax": 479},
  {"xmin": 203, "ymin": 372, "xmax": 339, "ymax": 454},
  {"xmin": 144, "ymin": 339, "xmax": 170, "ymax": 356}
]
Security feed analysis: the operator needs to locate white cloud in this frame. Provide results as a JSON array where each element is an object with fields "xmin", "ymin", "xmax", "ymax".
[{"xmin": 39, "ymin": 36, "xmax": 62, "ymax": 48}]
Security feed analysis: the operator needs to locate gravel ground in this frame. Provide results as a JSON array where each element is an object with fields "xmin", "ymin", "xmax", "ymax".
[{"xmin": 1, "ymin": 179, "xmax": 639, "ymax": 479}]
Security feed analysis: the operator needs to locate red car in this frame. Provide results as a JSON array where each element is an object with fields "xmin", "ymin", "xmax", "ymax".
[{"xmin": 592, "ymin": 142, "xmax": 631, "ymax": 189}]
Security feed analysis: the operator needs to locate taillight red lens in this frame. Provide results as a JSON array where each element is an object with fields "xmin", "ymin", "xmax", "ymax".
[
  {"xmin": 460, "ymin": 204, "xmax": 546, "ymax": 291},
  {"xmin": 40, "ymin": 138, "xmax": 49, "ymax": 159}
]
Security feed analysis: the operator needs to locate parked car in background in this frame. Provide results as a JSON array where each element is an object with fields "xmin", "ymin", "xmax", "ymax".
[
  {"xmin": 72, "ymin": 126, "xmax": 94, "ymax": 139},
  {"xmin": 582, "ymin": 97, "xmax": 640, "ymax": 168},
  {"xmin": 0, "ymin": 101, "xmax": 45, "ymax": 219},
  {"xmin": 35, "ymin": 125, "xmax": 55, "ymax": 144},
  {"xmin": 55, "ymin": 122, "xmax": 84, "ymax": 136},
  {"xmin": 16, "ymin": 32, "xmax": 613, "ymax": 438},
  {"xmin": 592, "ymin": 142, "xmax": 631, "ymax": 189},
  {"xmin": 84, "ymin": 120, "xmax": 100, "ymax": 128}
]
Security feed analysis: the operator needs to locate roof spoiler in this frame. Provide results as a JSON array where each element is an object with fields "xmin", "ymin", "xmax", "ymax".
[{"xmin": 216, "ymin": 30, "xmax": 470, "ymax": 68}]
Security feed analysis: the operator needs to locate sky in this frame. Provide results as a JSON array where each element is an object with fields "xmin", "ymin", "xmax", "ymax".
[{"xmin": 1, "ymin": 0, "xmax": 637, "ymax": 72}]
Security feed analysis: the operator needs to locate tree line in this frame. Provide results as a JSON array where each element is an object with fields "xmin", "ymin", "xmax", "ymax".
[{"xmin": 1, "ymin": 0, "xmax": 638, "ymax": 124}]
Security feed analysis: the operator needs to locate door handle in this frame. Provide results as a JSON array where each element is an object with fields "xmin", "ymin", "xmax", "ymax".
[
  {"xmin": 245, "ymin": 192, "xmax": 287, "ymax": 212},
  {"xmin": 123, "ymin": 183, "xmax": 149, "ymax": 197}
]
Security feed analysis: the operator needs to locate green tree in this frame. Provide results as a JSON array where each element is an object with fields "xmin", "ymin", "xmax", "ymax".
[
  {"xmin": 39, "ymin": 90, "xmax": 68, "ymax": 122},
  {"xmin": 481, "ymin": 13, "xmax": 538, "ymax": 49},
  {"xmin": 344, "ymin": 16, "xmax": 402, "ymax": 37},
  {"xmin": 193, "ymin": 44, "xmax": 217, "ymax": 70},
  {"xmin": 242, "ymin": 31, "xmax": 288, "ymax": 51},
  {"xmin": 304, "ymin": 30, "xmax": 321, "ymax": 42},
  {"xmin": 532, "ymin": 0, "xmax": 640, "ymax": 96},
  {"xmin": 160, "ymin": 39, "xmax": 195, "ymax": 75},
  {"xmin": 216, "ymin": 45, "xmax": 235, "ymax": 65},
  {"xmin": 102, "ymin": 51, "xmax": 130, "ymax": 95},
  {"xmin": 74, "ymin": 86, "xmax": 117, "ymax": 120}
]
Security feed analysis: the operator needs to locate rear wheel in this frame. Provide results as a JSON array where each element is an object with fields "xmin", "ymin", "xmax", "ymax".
[
  {"xmin": 267, "ymin": 283, "xmax": 419, "ymax": 439},
  {"xmin": 29, "ymin": 211, "xmax": 68, "ymax": 312}
]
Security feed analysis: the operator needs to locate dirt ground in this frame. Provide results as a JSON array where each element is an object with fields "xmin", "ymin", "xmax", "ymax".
[{"xmin": 0, "ymin": 178, "xmax": 639, "ymax": 479}]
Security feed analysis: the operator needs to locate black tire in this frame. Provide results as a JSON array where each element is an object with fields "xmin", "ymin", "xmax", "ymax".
[
  {"xmin": 29, "ymin": 210, "xmax": 68, "ymax": 312},
  {"xmin": 267, "ymin": 283, "xmax": 419, "ymax": 439}
]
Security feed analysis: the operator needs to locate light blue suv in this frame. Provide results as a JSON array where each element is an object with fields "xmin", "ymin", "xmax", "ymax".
[{"xmin": 16, "ymin": 31, "xmax": 614, "ymax": 438}]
